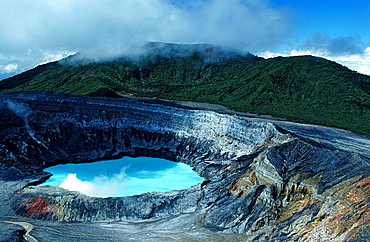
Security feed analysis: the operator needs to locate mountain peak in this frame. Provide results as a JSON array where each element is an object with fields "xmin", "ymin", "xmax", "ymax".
[{"xmin": 0, "ymin": 46, "xmax": 369, "ymax": 134}]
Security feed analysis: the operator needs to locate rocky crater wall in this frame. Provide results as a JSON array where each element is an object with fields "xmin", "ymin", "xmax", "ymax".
[{"xmin": 0, "ymin": 91, "xmax": 369, "ymax": 241}]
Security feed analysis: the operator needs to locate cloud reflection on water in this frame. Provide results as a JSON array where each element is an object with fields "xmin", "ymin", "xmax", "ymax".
[{"xmin": 43, "ymin": 157, "xmax": 203, "ymax": 197}]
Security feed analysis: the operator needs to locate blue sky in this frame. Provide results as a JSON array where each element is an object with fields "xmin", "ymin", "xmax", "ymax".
[
  {"xmin": 0, "ymin": 0, "xmax": 369, "ymax": 79},
  {"xmin": 264, "ymin": 0, "xmax": 370, "ymax": 74},
  {"xmin": 271, "ymin": 0, "xmax": 370, "ymax": 46},
  {"xmin": 272, "ymin": 1, "xmax": 369, "ymax": 37}
]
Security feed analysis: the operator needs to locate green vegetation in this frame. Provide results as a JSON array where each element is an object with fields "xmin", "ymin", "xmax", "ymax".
[{"xmin": 1, "ymin": 46, "xmax": 369, "ymax": 134}]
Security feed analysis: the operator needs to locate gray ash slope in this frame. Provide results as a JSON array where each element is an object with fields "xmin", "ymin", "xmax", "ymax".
[{"xmin": 0, "ymin": 91, "xmax": 369, "ymax": 241}]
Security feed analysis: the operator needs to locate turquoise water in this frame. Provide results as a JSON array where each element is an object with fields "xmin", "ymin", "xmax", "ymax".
[{"xmin": 42, "ymin": 157, "xmax": 203, "ymax": 197}]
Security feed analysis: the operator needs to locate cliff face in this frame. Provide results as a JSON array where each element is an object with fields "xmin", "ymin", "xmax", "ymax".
[{"xmin": 0, "ymin": 91, "xmax": 369, "ymax": 241}]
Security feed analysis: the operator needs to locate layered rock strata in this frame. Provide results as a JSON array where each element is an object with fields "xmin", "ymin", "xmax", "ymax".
[{"xmin": 0, "ymin": 91, "xmax": 369, "ymax": 241}]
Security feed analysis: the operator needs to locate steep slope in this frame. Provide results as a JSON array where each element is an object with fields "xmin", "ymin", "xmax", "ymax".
[
  {"xmin": 0, "ymin": 91, "xmax": 369, "ymax": 241},
  {"xmin": 0, "ymin": 43, "xmax": 369, "ymax": 134}
]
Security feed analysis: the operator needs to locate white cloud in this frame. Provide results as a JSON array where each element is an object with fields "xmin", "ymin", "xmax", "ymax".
[
  {"xmin": 329, "ymin": 50, "xmax": 370, "ymax": 76},
  {"xmin": 301, "ymin": 33, "xmax": 366, "ymax": 56},
  {"xmin": 3, "ymin": 64, "xmax": 18, "ymax": 73},
  {"xmin": 54, "ymin": 162, "xmax": 203, "ymax": 198},
  {"xmin": 260, "ymin": 33, "xmax": 370, "ymax": 76},
  {"xmin": 260, "ymin": 47, "xmax": 370, "ymax": 76},
  {"xmin": 0, "ymin": 0, "xmax": 291, "ymax": 75},
  {"xmin": 60, "ymin": 174, "xmax": 95, "ymax": 195},
  {"xmin": 0, "ymin": 49, "xmax": 75, "ymax": 77},
  {"xmin": 37, "ymin": 50, "xmax": 77, "ymax": 66},
  {"xmin": 59, "ymin": 169, "xmax": 128, "ymax": 198}
]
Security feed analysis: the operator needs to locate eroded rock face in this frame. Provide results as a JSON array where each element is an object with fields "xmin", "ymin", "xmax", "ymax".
[{"xmin": 0, "ymin": 91, "xmax": 369, "ymax": 241}]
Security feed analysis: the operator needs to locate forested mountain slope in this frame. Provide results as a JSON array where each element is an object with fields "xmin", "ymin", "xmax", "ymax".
[{"xmin": 1, "ymin": 43, "xmax": 369, "ymax": 133}]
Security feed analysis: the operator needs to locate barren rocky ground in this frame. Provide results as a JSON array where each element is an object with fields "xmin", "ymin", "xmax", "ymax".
[{"xmin": 0, "ymin": 91, "xmax": 369, "ymax": 241}]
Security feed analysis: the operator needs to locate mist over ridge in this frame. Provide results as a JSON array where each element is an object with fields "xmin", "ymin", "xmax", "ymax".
[
  {"xmin": 1, "ymin": 41, "xmax": 369, "ymax": 135},
  {"xmin": 59, "ymin": 41, "xmax": 253, "ymax": 66}
]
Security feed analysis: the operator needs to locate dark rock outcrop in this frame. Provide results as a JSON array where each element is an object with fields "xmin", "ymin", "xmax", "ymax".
[
  {"xmin": 0, "ymin": 91, "xmax": 369, "ymax": 241},
  {"xmin": 0, "ymin": 222, "xmax": 26, "ymax": 242}
]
